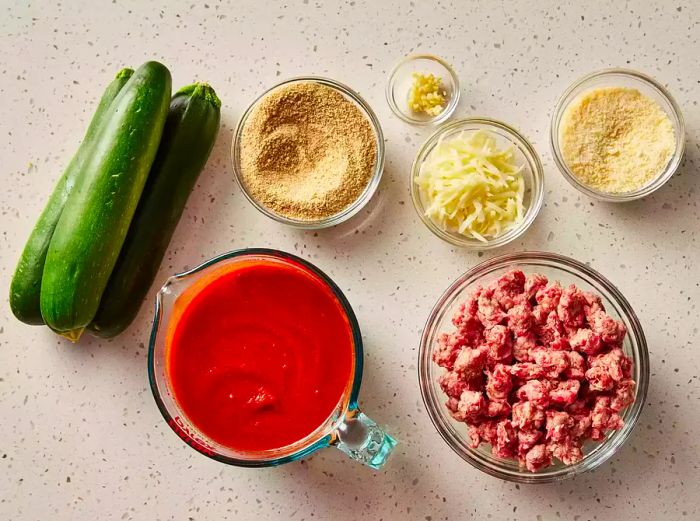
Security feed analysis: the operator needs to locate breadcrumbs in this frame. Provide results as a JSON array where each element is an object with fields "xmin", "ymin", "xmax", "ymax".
[{"xmin": 240, "ymin": 82, "xmax": 377, "ymax": 221}]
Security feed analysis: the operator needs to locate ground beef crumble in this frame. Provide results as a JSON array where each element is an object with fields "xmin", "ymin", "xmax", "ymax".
[{"xmin": 433, "ymin": 270, "xmax": 636, "ymax": 472}]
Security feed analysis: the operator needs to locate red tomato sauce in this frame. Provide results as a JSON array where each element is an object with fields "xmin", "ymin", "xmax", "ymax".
[{"xmin": 166, "ymin": 257, "xmax": 355, "ymax": 452}]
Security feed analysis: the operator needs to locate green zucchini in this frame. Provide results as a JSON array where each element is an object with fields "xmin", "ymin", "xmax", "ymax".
[
  {"xmin": 9, "ymin": 68, "xmax": 134, "ymax": 325},
  {"xmin": 40, "ymin": 61, "xmax": 172, "ymax": 341},
  {"xmin": 89, "ymin": 83, "xmax": 221, "ymax": 338}
]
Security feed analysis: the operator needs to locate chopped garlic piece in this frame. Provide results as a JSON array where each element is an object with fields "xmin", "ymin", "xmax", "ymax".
[
  {"xmin": 415, "ymin": 130, "xmax": 525, "ymax": 242},
  {"xmin": 408, "ymin": 72, "xmax": 447, "ymax": 116}
]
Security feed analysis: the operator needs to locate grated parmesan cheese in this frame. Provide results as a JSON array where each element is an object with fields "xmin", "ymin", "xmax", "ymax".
[{"xmin": 559, "ymin": 87, "xmax": 675, "ymax": 193}]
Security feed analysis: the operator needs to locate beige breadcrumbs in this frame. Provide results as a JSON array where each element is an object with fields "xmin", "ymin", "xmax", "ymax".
[
  {"xmin": 239, "ymin": 81, "xmax": 377, "ymax": 221},
  {"xmin": 560, "ymin": 87, "xmax": 675, "ymax": 194}
]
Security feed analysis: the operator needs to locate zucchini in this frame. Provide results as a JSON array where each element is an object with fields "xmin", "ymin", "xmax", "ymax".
[
  {"xmin": 89, "ymin": 83, "xmax": 221, "ymax": 338},
  {"xmin": 40, "ymin": 61, "xmax": 172, "ymax": 340},
  {"xmin": 9, "ymin": 68, "xmax": 134, "ymax": 325}
]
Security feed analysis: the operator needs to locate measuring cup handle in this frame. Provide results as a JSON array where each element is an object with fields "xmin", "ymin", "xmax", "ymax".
[{"xmin": 333, "ymin": 408, "xmax": 397, "ymax": 469}]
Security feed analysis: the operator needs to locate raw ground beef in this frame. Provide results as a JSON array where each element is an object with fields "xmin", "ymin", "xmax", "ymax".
[{"xmin": 433, "ymin": 269, "xmax": 636, "ymax": 472}]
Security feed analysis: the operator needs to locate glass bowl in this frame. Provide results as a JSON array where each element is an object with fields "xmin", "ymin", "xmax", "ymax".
[
  {"xmin": 386, "ymin": 54, "xmax": 459, "ymax": 125},
  {"xmin": 410, "ymin": 118, "xmax": 544, "ymax": 249},
  {"xmin": 418, "ymin": 252, "xmax": 649, "ymax": 483},
  {"xmin": 231, "ymin": 77, "xmax": 385, "ymax": 229},
  {"xmin": 550, "ymin": 68, "xmax": 685, "ymax": 202}
]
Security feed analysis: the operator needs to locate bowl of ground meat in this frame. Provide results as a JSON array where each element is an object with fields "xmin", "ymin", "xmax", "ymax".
[{"xmin": 418, "ymin": 252, "xmax": 649, "ymax": 483}]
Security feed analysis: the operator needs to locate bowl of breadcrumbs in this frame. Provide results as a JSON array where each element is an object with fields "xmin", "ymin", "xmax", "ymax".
[{"xmin": 232, "ymin": 77, "xmax": 385, "ymax": 228}]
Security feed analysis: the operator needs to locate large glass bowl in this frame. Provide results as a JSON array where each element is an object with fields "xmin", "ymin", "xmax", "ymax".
[
  {"xmin": 410, "ymin": 118, "xmax": 544, "ymax": 250},
  {"xmin": 418, "ymin": 252, "xmax": 649, "ymax": 483},
  {"xmin": 550, "ymin": 68, "xmax": 685, "ymax": 202},
  {"xmin": 231, "ymin": 77, "xmax": 385, "ymax": 229}
]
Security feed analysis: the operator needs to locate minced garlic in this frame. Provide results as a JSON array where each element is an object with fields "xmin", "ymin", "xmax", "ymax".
[
  {"xmin": 408, "ymin": 72, "xmax": 447, "ymax": 116},
  {"xmin": 559, "ymin": 87, "xmax": 675, "ymax": 194}
]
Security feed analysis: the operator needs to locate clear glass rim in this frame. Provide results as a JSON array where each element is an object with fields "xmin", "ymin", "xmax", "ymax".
[
  {"xmin": 410, "ymin": 117, "xmax": 545, "ymax": 249},
  {"xmin": 147, "ymin": 248, "xmax": 365, "ymax": 467},
  {"xmin": 231, "ymin": 76, "xmax": 385, "ymax": 229},
  {"xmin": 417, "ymin": 251, "xmax": 650, "ymax": 483},
  {"xmin": 549, "ymin": 68, "xmax": 686, "ymax": 202},
  {"xmin": 385, "ymin": 53, "xmax": 460, "ymax": 126}
]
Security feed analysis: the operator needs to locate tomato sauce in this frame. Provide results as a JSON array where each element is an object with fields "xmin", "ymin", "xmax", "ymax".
[{"xmin": 166, "ymin": 256, "xmax": 355, "ymax": 452}]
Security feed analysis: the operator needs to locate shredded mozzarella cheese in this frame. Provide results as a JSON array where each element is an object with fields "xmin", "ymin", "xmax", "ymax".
[{"xmin": 415, "ymin": 130, "xmax": 525, "ymax": 242}]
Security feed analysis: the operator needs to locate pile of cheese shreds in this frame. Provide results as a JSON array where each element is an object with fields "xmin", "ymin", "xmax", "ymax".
[{"xmin": 416, "ymin": 130, "xmax": 525, "ymax": 242}]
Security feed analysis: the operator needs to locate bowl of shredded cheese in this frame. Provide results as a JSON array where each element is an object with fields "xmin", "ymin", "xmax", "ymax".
[
  {"xmin": 550, "ymin": 69, "xmax": 685, "ymax": 202},
  {"xmin": 411, "ymin": 118, "xmax": 544, "ymax": 249},
  {"xmin": 386, "ymin": 54, "xmax": 459, "ymax": 126}
]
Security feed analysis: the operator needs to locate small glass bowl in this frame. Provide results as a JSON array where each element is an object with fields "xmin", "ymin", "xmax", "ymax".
[
  {"xmin": 231, "ymin": 77, "xmax": 385, "ymax": 229},
  {"xmin": 386, "ymin": 54, "xmax": 459, "ymax": 125},
  {"xmin": 410, "ymin": 118, "xmax": 544, "ymax": 249},
  {"xmin": 418, "ymin": 252, "xmax": 650, "ymax": 483},
  {"xmin": 550, "ymin": 68, "xmax": 685, "ymax": 202}
]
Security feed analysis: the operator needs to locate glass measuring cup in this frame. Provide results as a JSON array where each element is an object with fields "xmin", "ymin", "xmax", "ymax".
[{"xmin": 148, "ymin": 248, "xmax": 396, "ymax": 469}]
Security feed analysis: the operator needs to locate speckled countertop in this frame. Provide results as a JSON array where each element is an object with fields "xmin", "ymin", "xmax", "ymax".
[{"xmin": 1, "ymin": 1, "xmax": 699, "ymax": 519}]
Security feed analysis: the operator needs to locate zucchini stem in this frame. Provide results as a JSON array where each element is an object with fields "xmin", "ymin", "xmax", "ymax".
[{"xmin": 176, "ymin": 82, "xmax": 221, "ymax": 109}]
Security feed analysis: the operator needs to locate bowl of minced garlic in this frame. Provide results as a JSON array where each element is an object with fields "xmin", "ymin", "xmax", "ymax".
[
  {"xmin": 386, "ymin": 54, "xmax": 460, "ymax": 125},
  {"xmin": 551, "ymin": 69, "xmax": 684, "ymax": 201},
  {"xmin": 232, "ymin": 77, "xmax": 384, "ymax": 228}
]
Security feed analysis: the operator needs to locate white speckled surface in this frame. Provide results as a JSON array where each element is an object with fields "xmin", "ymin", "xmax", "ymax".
[{"xmin": 1, "ymin": 1, "xmax": 699, "ymax": 519}]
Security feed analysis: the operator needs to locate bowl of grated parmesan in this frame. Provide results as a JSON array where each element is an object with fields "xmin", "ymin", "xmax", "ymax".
[{"xmin": 550, "ymin": 68, "xmax": 685, "ymax": 202}]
